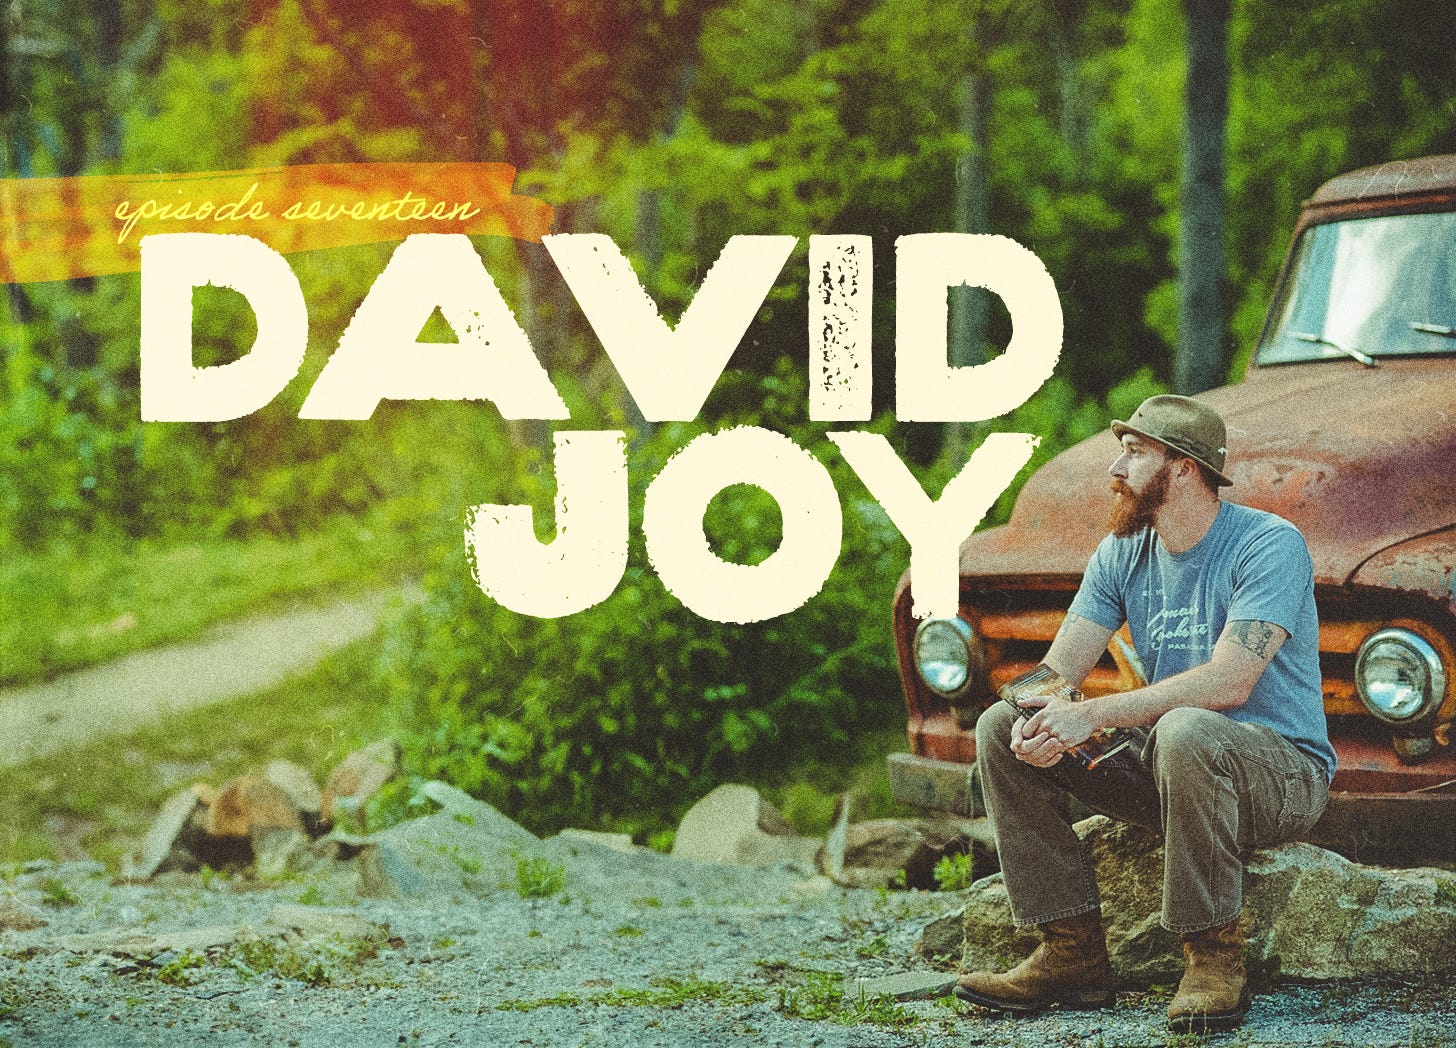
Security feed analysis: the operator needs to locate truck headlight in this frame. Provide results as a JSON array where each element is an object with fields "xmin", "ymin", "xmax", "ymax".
[
  {"xmin": 913, "ymin": 616, "xmax": 977, "ymax": 699},
  {"xmin": 1355, "ymin": 628, "xmax": 1446, "ymax": 725}
]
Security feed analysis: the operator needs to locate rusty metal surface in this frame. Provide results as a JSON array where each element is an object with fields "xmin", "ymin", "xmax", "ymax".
[
  {"xmin": 1307, "ymin": 154, "xmax": 1456, "ymax": 208},
  {"xmin": 1325, "ymin": 731, "xmax": 1456, "ymax": 793},
  {"xmin": 1352, "ymin": 529, "xmax": 1456, "ymax": 617},
  {"xmin": 965, "ymin": 357, "xmax": 1456, "ymax": 592},
  {"xmin": 908, "ymin": 708, "xmax": 978, "ymax": 765}
]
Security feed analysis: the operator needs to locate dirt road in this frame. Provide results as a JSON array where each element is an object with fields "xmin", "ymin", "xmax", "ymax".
[{"xmin": 0, "ymin": 584, "xmax": 422, "ymax": 768}]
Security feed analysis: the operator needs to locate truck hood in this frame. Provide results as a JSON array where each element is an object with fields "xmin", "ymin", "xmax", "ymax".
[{"xmin": 960, "ymin": 357, "xmax": 1456, "ymax": 589}]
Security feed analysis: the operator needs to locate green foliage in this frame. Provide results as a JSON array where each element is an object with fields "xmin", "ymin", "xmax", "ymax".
[
  {"xmin": 932, "ymin": 851, "xmax": 974, "ymax": 892},
  {"xmin": 855, "ymin": 934, "xmax": 890, "ymax": 959},
  {"xmin": 496, "ymin": 975, "xmax": 767, "ymax": 1013},
  {"xmin": 513, "ymin": 854, "xmax": 568, "ymax": 900},
  {"xmin": 377, "ymin": 353, "xmax": 1166, "ymax": 841},
  {"xmin": 294, "ymin": 884, "xmax": 329, "ymax": 907},
  {"xmin": 380, "ymin": 370, "xmax": 908, "ymax": 840},
  {"xmin": 11, "ymin": 0, "xmax": 1456, "ymax": 873},
  {"xmin": 0, "ymin": 507, "xmax": 423, "ymax": 687},
  {"xmin": 37, "ymin": 878, "xmax": 80, "ymax": 908},
  {"xmin": 154, "ymin": 951, "xmax": 207, "ymax": 987},
  {"xmin": 777, "ymin": 972, "xmax": 919, "ymax": 1028},
  {"xmin": 228, "ymin": 930, "xmax": 390, "ymax": 988},
  {"xmin": 1435, "ymin": 879, "xmax": 1456, "ymax": 907}
]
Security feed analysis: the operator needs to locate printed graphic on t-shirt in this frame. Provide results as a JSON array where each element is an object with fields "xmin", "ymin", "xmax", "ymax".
[{"xmin": 1147, "ymin": 606, "xmax": 1212, "ymax": 655}]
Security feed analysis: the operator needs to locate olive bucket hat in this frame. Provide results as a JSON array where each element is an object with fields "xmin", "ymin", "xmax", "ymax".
[{"xmin": 1111, "ymin": 394, "xmax": 1234, "ymax": 486}]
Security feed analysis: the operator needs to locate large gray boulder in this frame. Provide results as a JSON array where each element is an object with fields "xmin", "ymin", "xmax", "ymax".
[
  {"xmin": 670, "ymin": 784, "xmax": 820, "ymax": 871},
  {"xmin": 960, "ymin": 815, "xmax": 1456, "ymax": 982},
  {"xmin": 340, "ymin": 780, "xmax": 821, "ymax": 907}
]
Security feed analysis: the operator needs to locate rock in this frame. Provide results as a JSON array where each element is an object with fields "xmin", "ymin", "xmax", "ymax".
[
  {"xmin": 322, "ymin": 739, "xmax": 400, "ymax": 824},
  {"xmin": 52, "ymin": 925, "xmax": 240, "ymax": 959},
  {"xmin": 266, "ymin": 904, "xmax": 391, "ymax": 944},
  {"xmin": 844, "ymin": 971, "xmax": 959, "ymax": 1003},
  {"xmin": 958, "ymin": 815, "xmax": 1456, "ymax": 982},
  {"xmin": 539, "ymin": 831, "xmax": 814, "ymax": 908},
  {"xmin": 123, "ymin": 787, "xmax": 203, "ymax": 880},
  {"xmin": 790, "ymin": 874, "xmax": 839, "ymax": 896},
  {"xmin": 1242, "ymin": 841, "xmax": 1456, "ymax": 979},
  {"xmin": 264, "ymin": 760, "xmax": 324, "ymax": 834},
  {"xmin": 415, "ymin": 780, "xmax": 538, "ymax": 846},
  {"xmin": 0, "ymin": 897, "xmax": 48, "ymax": 931},
  {"xmin": 1080, "ymin": 818, "xmax": 1179, "ymax": 979},
  {"xmin": 670, "ymin": 784, "xmax": 820, "ymax": 871},
  {"xmin": 833, "ymin": 866, "xmax": 907, "ymax": 890},
  {"xmin": 555, "ymin": 828, "xmax": 638, "ymax": 853},
  {"xmin": 251, "ymin": 828, "xmax": 313, "ymax": 880},
  {"xmin": 914, "ymin": 906, "xmax": 966, "ymax": 968},
  {"xmin": 353, "ymin": 840, "xmax": 429, "ymax": 900},
  {"xmin": 836, "ymin": 817, "xmax": 976, "ymax": 889},
  {"xmin": 959, "ymin": 875, "xmax": 1041, "ymax": 974},
  {"xmin": 357, "ymin": 790, "xmax": 541, "ymax": 900},
  {"xmin": 819, "ymin": 794, "xmax": 852, "ymax": 882},
  {"xmin": 206, "ymin": 775, "xmax": 303, "ymax": 839}
]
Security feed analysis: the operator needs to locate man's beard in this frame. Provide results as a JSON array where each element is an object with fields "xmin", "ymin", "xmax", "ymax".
[{"xmin": 1107, "ymin": 464, "xmax": 1170, "ymax": 537}]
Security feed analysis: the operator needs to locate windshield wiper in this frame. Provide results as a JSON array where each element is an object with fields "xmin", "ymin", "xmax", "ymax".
[
  {"xmin": 1290, "ymin": 331, "xmax": 1378, "ymax": 368},
  {"xmin": 1411, "ymin": 321, "xmax": 1456, "ymax": 339}
]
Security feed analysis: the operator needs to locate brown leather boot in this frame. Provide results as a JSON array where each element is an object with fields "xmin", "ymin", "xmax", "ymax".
[
  {"xmin": 954, "ymin": 910, "xmax": 1114, "ymax": 1013},
  {"xmin": 1167, "ymin": 918, "xmax": 1249, "ymax": 1033}
]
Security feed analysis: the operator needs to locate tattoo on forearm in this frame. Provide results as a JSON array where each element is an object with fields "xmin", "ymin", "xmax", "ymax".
[{"xmin": 1225, "ymin": 620, "xmax": 1281, "ymax": 660}]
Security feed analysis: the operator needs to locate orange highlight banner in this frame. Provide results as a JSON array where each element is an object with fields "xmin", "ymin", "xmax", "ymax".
[{"xmin": 0, "ymin": 162, "xmax": 554, "ymax": 285}]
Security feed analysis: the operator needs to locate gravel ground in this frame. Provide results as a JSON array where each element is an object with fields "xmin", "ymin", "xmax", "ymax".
[{"xmin": 4, "ymin": 857, "xmax": 1454, "ymax": 1048}]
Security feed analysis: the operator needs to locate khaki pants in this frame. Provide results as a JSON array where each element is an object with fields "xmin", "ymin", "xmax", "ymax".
[{"xmin": 975, "ymin": 703, "xmax": 1329, "ymax": 934}]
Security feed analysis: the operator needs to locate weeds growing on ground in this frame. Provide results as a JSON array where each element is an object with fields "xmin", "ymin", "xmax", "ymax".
[
  {"xmin": 154, "ymin": 951, "xmax": 207, "ymax": 987},
  {"xmin": 1434, "ymin": 878, "xmax": 1456, "ymax": 907},
  {"xmin": 225, "ymin": 930, "xmax": 393, "ymax": 988},
  {"xmin": 37, "ymin": 879, "xmax": 79, "ymax": 907},
  {"xmin": 776, "ymin": 971, "xmax": 919, "ymax": 1027},
  {"xmin": 496, "ymin": 975, "xmax": 767, "ymax": 1013},
  {"xmin": 513, "ymin": 853, "xmax": 567, "ymax": 899},
  {"xmin": 854, "ymin": 934, "xmax": 890, "ymax": 958},
  {"xmin": 933, "ymin": 852, "xmax": 973, "ymax": 892}
]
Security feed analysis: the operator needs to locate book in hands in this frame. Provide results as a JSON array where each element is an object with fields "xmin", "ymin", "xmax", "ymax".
[{"xmin": 997, "ymin": 663, "xmax": 1139, "ymax": 770}]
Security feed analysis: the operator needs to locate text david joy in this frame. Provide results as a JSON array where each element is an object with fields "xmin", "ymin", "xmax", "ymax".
[{"xmin": 139, "ymin": 231, "xmax": 1063, "ymax": 623}]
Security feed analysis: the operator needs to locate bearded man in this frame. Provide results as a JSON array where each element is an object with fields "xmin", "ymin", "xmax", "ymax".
[{"xmin": 955, "ymin": 395, "xmax": 1335, "ymax": 1033}]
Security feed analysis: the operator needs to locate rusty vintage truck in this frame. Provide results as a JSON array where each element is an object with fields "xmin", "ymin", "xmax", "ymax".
[{"xmin": 889, "ymin": 155, "xmax": 1456, "ymax": 862}]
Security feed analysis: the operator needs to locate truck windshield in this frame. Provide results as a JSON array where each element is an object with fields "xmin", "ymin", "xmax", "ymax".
[{"xmin": 1256, "ymin": 211, "xmax": 1456, "ymax": 364}]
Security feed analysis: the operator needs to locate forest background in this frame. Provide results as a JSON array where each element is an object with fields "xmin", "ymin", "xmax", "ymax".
[{"xmin": 2, "ymin": 0, "xmax": 1454, "ymax": 861}]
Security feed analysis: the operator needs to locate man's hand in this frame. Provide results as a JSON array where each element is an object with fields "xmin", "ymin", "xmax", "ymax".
[
  {"xmin": 1022, "ymin": 697, "xmax": 1101, "ymax": 753},
  {"xmin": 1010, "ymin": 710, "xmax": 1065, "ymax": 767},
  {"xmin": 1009, "ymin": 694, "xmax": 1102, "ymax": 768}
]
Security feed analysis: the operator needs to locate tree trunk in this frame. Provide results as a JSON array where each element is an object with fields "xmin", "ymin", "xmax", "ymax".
[
  {"xmin": 628, "ymin": 57, "xmax": 696, "ymax": 443},
  {"xmin": 1174, "ymin": 0, "xmax": 1230, "ymax": 395},
  {"xmin": 944, "ymin": 68, "xmax": 990, "ymax": 461}
]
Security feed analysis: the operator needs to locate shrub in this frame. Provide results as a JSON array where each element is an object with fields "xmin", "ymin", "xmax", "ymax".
[
  {"xmin": 375, "ymin": 365, "xmax": 1167, "ymax": 839},
  {"xmin": 377, "ymin": 368, "xmax": 908, "ymax": 838}
]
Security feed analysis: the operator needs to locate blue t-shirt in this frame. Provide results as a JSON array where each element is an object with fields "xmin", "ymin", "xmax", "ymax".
[{"xmin": 1068, "ymin": 501, "xmax": 1336, "ymax": 782}]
